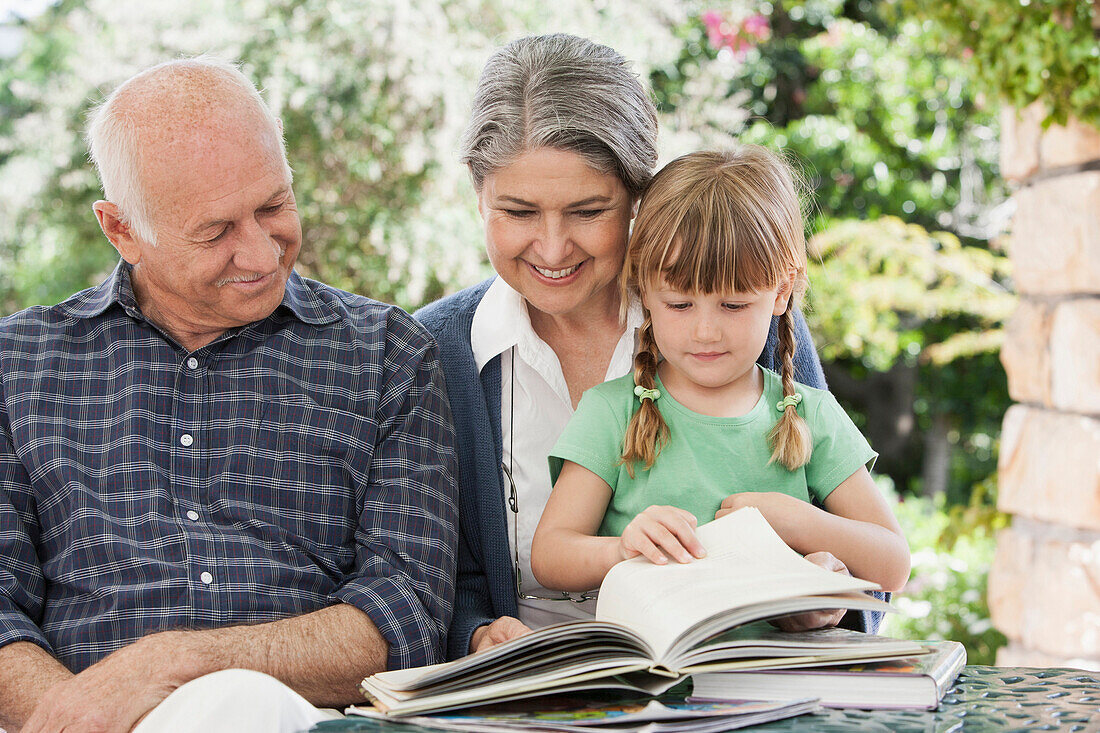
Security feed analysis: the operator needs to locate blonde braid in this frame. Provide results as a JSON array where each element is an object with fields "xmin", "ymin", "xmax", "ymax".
[
  {"xmin": 620, "ymin": 318, "xmax": 669, "ymax": 477},
  {"xmin": 768, "ymin": 307, "xmax": 813, "ymax": 469}
]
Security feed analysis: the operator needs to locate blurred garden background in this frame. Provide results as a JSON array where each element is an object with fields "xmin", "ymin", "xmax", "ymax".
[{"xmin": 3, "ymin": 0, "xmax": 1096, "ymax": 665}]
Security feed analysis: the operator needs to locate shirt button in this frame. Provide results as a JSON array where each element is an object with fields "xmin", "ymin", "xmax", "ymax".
[
  {"xmin": 186, "ymin": 357, "xmax": 199, "ymax": 369},
  {"xmin": 200, "ymin": 571, "xmax": 213, "ymax": 585},
  {"xmin": 180, "ymin": 434, "xmax": 194, "ymax": 447},
  {"xmin": 186, "ymin": 510, "xmax": 200, "ymax": 521}
]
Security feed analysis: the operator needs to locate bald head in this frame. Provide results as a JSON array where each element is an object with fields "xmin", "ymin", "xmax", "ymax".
[{"xmin": 86, "ymin": 57, "xmax": 291, "ymax": 244}]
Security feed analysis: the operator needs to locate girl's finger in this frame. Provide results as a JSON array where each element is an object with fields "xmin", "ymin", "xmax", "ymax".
[
  {"xmin": 622, "ymin": 529, "xmax": 665, "ymax": 564},
  {"xmin": 662, "ymin": 511, "xmax": 706, "ymax": 558},
  {"xmin": 635, "ymin": 534, "xmax": 668, "ymax": 564},
  {"xmin": 644, "ymin": 521, "xmax": 693, "ymax": 563}
]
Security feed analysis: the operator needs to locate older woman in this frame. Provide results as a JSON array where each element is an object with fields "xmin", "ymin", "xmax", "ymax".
[{"xmin": 417, "ymin": 33, "xmax": 872, "ymax": 661}]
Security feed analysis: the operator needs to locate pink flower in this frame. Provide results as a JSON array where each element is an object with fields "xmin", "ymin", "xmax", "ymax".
[
  {"xmin": 702, "ymin": 10, "xmax": 770, "ymax": 57},
  {"xmin": 702, "ymin": 10, "xmax": 728, "ymax": 49},
  {"xmin": 742, "ymin": 13, "xmax": 770, "ymax": 40}
]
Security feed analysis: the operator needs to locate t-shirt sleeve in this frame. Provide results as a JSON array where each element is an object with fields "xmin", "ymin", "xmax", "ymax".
[
  {"xmin": 548, "ymin": 389, "xmax": 627, "ymax": 491},
  {"xmin": 804, "ymin": 391, "xmax": 878, "ymax": 503}
]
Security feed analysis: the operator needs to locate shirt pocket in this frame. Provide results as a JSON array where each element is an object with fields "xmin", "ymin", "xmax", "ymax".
[{"xmin": 219, "ymin": 396, "xmax": 370, "ymax": 573}]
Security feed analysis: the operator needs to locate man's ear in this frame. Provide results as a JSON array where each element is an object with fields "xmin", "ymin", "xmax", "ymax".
[{"xmin": 93, "ymin": 201, "xmax": 142, "ymax": 264}]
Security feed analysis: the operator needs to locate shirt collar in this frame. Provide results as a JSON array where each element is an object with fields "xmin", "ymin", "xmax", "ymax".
[
  {"xmin": 471, "ymin": 277, "xmax": 528, "ymax": 373},
  {"xmin": 57, "ymin": 260, "xmax": 139, "ymax": 319},
  {"xmin": 58, "ymin": 260, "xmax": 340, "ymax": 327},
  {"xmin": 470, "ymin": 276, "xmax": 645, "ymax": 374},
  {"xmin": 278, "ymin": 271, "xmax": 342, "ymax": 326}
]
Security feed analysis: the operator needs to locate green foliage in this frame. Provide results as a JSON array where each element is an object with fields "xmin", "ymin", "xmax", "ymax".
[
  {"xmin": 732, "ymin": 8, "xmax": 1005, "ymax": 238},
  {"xmin": 806, "ymin": 218, "xmax": 1013, "ymax": 371},
  {"xmin": 804, "ymin": 217, "xmax": 1012, "ymax": 502},
  {"xmin": 0, "ymin": 0, "xmax": 707, "ymax": 313},
  {"xmin": 234, "ymin": 0, "xmax": 448, "ymax": 306},
  {"xmin": 0, "ymin": 0, "xmax": 493, "ymax": 311},
  {"xmin": 901, "ymin": 0, "xmax": 1100, "ymax": 128},
  {"xmin": 0, "ymin": 1, "xmax": 120, "ymax": 313},
  {"xmin": 881, "ymin": 476, "xmax": 1009, "ymax": 665}
]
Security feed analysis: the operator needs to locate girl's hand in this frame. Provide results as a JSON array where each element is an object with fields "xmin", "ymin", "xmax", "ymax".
[
  {"xmin": 620, "ymin": 506, "xmax": 707, "ymax": 565},
  {"xmin": 716, "ymin": 490, "xmax": 798, "ymax": 520},
  {"xmin": 716, "ymin": 492, "xmax": 804, "ymax": 542},
  {"xmin": 770, "ymin": 551, "xmax": 849, "ymax": 631}
]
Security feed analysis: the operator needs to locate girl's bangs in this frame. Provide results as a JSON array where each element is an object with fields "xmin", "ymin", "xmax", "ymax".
[{"xmin": 643, "ymin": 192, "xmax": 790, "ymax": 296}]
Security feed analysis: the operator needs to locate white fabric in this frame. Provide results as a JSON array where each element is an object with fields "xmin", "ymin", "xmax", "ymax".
[
  {"xmin": 132, "ymin": 669, "xmax": 342, "ymax": 733},
  {"xmin": 470, "ymin": 278, "xmax": 642, "ymax": 627}
]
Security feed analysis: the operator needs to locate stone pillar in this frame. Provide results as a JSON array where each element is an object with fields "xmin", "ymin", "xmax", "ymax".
[{"xmin": 990, "ymin": 103, "xmax": 1100, "ymax": 670}]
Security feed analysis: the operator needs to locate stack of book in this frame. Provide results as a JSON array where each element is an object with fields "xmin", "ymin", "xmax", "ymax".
[
  {"xmin": 356, "ymin": 508, "xmax": 925, "ymax": 719},
  {"xmin": 690, "ymin": 639, "xmax": 966, "ymax": 710}
]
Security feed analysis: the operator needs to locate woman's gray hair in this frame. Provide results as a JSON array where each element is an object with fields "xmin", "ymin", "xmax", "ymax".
[
  {"xmin": 85, "ymin": 55, "xmax": 290, "ymax": 245},
  {"xmin": 460, "ymin": 33, "xmax": 658, "ymax": 198}
]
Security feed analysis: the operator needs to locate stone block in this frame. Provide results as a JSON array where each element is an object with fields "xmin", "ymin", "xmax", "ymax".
[
  {"xmin": 1000, "ymin": 300, "xmax": 1052, "ymax": 406},
  {"xmin": 1041, "ymin": 116, "xmax": 1100, "ymax": 169},
  {"xmin": 988, "ymin": 525, "xmax": 1029, "ymax": 640},
  {"xmin": 1002, "ymin": 104, "xmax": 1100, "ymax": 180},
  {"xmin": 1001, "ymin": 104, "xmax": 1042, "ymax": 182},
  {"xmin": 989, "ymin": 523, "xmax": 1100, "ymax": 660},
  {"xmin": 1009, "ymin": 172, "xmax": 1100, "ymax": 295},
  {"xmin": 997, "ymin": 405, "xmax": 1100, "ymax": 529},
  {"xmin": 996, "ymin": 642, "xmax": 1100, "ymax": 671},
  {"xmin": 1050, "ymin": 299, "xmax": 1100, "ymax": 414}
]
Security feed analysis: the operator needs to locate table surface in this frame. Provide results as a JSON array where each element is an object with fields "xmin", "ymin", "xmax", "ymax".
[{"xmin": 309, "ymin": 666, "xmax": 1100, "ymax": 732}]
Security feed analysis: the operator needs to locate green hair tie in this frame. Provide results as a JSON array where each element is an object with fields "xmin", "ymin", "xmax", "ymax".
[
  {"xmin": 634, "ymin": 384, "xmax": 661, "ymax": 402},
  {"xmin": 776, "ymin": 393, "xmax": 803, "ymax": 411}
]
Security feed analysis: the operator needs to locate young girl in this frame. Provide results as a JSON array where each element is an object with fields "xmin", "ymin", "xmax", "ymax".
[{"xmin": 531, "ymin": 147, "xmax": 910, "ymax": 605}]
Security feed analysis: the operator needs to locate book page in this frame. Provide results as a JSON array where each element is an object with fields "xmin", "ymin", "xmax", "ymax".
[
  {"xmin": 369, "ymin": 621, "xmax": 650, "ymax": 691},
  {"xmin": 595, "ymin": 507, "xmax": 880, "ymax": 660}
]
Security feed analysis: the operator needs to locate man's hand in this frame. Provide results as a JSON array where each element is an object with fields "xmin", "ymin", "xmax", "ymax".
[
  {"xmin": 770, "ymin": 551, "xmax": 849, "ymax": 632},
  {"xmin": 22, "ymin": 631, "xmax": 207, "ymax": 733},
  {"xmin": 620, "ymin": 505, "xmax": 707, "ymax": 565},
  {"xmin": 470, "ymin": 616, "xmax": 532, "ymax": 655}
]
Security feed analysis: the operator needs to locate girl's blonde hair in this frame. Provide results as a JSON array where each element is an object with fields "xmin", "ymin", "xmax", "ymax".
[{"xmin": 620, "ymin": 147, "xmax": 812, "ymax": 475}]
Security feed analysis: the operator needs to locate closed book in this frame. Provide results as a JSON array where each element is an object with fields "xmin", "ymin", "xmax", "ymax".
[{"xmin": 690, "ymin": 639, "xmax": 966, "ymax": 710}]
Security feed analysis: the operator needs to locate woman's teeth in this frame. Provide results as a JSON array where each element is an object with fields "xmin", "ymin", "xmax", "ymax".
[{"xmin": 533, "ymin": 263, "xmax": 581, "ymax": 279}]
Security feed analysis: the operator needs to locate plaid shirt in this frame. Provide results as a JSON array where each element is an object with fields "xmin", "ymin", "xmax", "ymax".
[{"xmin": 0, "ymin": 263, "xmax": 458, "ymax": 672}]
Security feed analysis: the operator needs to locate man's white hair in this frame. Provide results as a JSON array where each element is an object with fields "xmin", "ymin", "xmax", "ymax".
[{"xmin": 85, "ymin": 55, "xmax": 291, "ymax": 245}]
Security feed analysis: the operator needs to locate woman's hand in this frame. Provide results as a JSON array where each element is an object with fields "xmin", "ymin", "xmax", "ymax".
[
  {"xmin": 770, "ymin": 551, "xmax": 849, "ymax": 632},
  {"xmin": 470, "ymin": 616, "xmax": 532, "ymax": 654},
  {"xmin": 620, "ymin": 505, "xmax": 707, "ymax": 565}
]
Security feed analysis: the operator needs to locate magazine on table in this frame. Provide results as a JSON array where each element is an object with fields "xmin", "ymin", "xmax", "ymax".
[{"xmin": 347, "ymin": 695, "xmax": 821, "ymax": 732}]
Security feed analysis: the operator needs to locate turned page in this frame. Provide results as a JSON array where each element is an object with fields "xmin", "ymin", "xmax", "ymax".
[{"xmin": 594, "ymin": 507, "xmax": 880, "ymax": 660}]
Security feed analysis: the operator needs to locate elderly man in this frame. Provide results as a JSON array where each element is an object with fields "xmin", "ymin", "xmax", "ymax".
[{"xmin": 0, "ymin": 58, "xmax": 458, "ymax": 732}]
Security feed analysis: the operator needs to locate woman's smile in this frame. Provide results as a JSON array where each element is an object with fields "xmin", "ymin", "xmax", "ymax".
[{"xmin": 529, "ymin": 260, "xmax": 586, "ymax": 283}]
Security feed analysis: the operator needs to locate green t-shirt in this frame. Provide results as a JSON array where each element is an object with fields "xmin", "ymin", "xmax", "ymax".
[{"xmin": 548, "ymin": 368, "xmax": 877, "ymax": 537}]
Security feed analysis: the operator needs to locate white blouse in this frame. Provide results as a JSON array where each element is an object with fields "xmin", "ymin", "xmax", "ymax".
[{"xmin": 470, "ymin": 277, "xmax": 642, "ymax": 627}]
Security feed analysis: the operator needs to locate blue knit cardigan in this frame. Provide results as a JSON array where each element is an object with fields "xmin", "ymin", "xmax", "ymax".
[{"xmin": 416, "ymin": 278, "xmax": 882, "ymax": 660}]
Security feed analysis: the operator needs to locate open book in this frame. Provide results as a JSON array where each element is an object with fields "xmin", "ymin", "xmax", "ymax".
[
  {"xmin": 691, "ymin": 639, "xmax": 965, "ymax": 710},
  {"xmin": 361, "ymin": 507, "xmax": 921, "ymax": 716}
]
